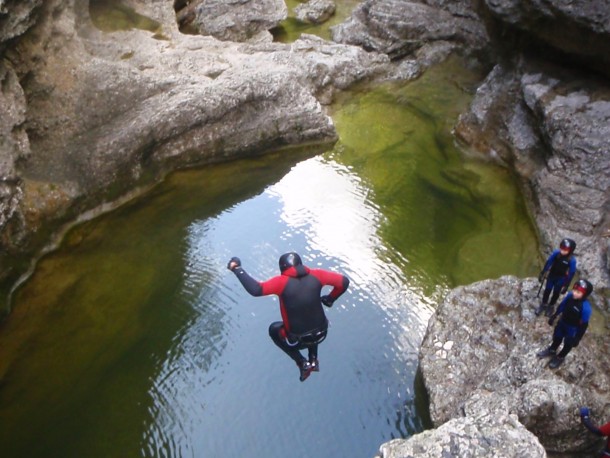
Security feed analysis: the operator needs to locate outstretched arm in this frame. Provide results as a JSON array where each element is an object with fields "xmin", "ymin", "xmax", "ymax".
[
  {"xmin": 228, "ymin": 257, "xmax": 263, "ymax": 296},
  {"xmin": 541, "ymin": 251, "xmax": 557, "ymax": 276},
  {"xmin": 580, "ymin": 408, "xmax": 603, "ymax": 436}
]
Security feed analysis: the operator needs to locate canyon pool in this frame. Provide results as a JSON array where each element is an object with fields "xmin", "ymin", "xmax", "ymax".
[{"xmin": 0, "ymin": 59, "xmax": 540, "ymax": 458}]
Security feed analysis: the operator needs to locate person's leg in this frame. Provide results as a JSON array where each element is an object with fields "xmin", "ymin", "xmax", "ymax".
[
  {"xmin": 307, "ymin": 344, "xmax": 319, "ymax": 371},
  {"xmin": 268, "ymin": 322, "xmax": 305, "ymax": 365},
  {"xmin": 537, "ymin": 278, "xmax": 555, "ymax": 315},
  {"xmin": 541, "ymin": 278, "xmax": 553, "ymax": 304},
  {"xmin": 537, "ymin": 325, "xmax": 563, "ymax": 358},
  {"xmin": 269, "ymin": 322, "xmax": 313, "ymax": 381},
  {"xmin": 550, "ymin": 335, "xmax": 576, "ymax": 369},
  {"xmin": 546, "ymin": 281, "xmax": 563, "ymax": 315}
]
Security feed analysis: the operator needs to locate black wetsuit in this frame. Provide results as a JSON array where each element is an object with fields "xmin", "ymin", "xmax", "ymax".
[{"xmin": 232, "ymin": 263, "xmax": 349, "ymax": 365}]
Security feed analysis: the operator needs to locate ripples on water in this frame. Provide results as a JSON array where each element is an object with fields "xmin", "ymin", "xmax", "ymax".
[
  {"xmin": 137, "ymin": 155, "xmax": 434, "ymax": 457},
  {"xmin": 0, "ymin": 60, "xmax": 539, "ymax": 458}
]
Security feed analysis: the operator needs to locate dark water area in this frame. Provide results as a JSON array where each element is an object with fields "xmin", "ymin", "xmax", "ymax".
[
  {"xmin": 272, "ymin": 0, "xmax": 361, "ymax": 42},
  {"xmin": 0, "ymin": 60, "xmax": 539, "ymax": 458}
]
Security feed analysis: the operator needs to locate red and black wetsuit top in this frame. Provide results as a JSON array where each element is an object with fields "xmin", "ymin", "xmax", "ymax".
[{"xmin": 233, "ymin": 264, "xmax": 349, "ymax": 336}]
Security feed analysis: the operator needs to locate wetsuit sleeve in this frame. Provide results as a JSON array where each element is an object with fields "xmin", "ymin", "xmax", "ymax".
[
  {"xmin": 311, "ymin": 269, "xmax": 350, "ymax": 300},
  {"xmin": 554, "ymin": 294, "xmax": 570, "ymax": 316},
  {"xmin": 582, "ymin": 415, "xmax": 604, "ymax": 436},
  {"xmin": 542, "ymin": 251, "xmax": 558, "ymax": 273},
  {"xmin": 232, "ymin": 268, "xmax": 287, "ymax": 298},
  {"xmin": 232, "ymin": 267, "xmax": 264, "ymax": 296}
]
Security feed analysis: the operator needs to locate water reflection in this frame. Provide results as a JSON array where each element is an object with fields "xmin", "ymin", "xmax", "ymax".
[{"xmin": 136, "ymin": 154, "xmax": 435, "ymax": 457}]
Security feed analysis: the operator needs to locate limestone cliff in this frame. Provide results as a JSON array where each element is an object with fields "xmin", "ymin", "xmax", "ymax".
[{"xmin": 0, "ymin": 0, "xmax": 391, "ymax": 310}]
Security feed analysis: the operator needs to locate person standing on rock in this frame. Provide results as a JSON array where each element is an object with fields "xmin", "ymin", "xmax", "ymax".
[
  {"xmin": 227, "ymin": 252, "xmax": 349, "ymax": 382},
  {"xmin": 536, "ymin": 279, "xmax": 592, "ymax": 369},
  {"xmin": 535, "ymin": 238, "xmax": 577, "ymax": 317},
  {"xmin": 579, "ymin": 407, "xmax": 610, "ymax": 457}
]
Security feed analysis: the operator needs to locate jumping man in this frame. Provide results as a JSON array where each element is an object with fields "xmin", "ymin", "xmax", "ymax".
[{"xmin": 228, "ymin": 252, "xmax": 349, "ymax": 382}]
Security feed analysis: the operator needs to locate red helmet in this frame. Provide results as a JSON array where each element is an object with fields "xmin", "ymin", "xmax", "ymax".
[
  {"xmin": 573, "ymin": 279, "xmax": 593, "ymax": 298},
  {"xmin": 559, "ymin": 238, "xmax": 576, "ymax": 254}
]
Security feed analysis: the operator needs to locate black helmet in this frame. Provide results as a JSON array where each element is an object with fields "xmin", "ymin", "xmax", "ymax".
[
  {"xmin": 573, "ymin": 279, "xmax": 593, "ymax": 298},
  {"xmin": 559, "ymin": 238, "xmax": 576, "ymax": 254},
  {"xmin": 279, "ymin": 252, "xmax": 302, "ymax": 272}
]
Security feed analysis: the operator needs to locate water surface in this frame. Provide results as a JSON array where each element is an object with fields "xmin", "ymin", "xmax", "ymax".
[{"xmin": 0, "ymin": 60, "xmax": 539, "ymax": 458}]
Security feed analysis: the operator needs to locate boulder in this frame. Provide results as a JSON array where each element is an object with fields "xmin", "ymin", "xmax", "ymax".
[
  {"xmin": 179, "ymin": 0, "xmax": 288, "ymax": 42},
  {"xmin": 295, "ymin": 0, "xmax": 336, "ymax": 25},
  {"xmin": 418, "ymin": 276, "xmax": 610, "ymax": 454},
  {"xmin": 330, "ymin": 0, "xmax": 490, "ymax": 62},
  {"xmin": 378, "ymin": 409, "xmax": 546, "ymax": 458}
]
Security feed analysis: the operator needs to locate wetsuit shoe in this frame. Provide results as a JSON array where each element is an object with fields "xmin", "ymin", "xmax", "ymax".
[
  {"xmin": 309, "ymin": 358, "xmax": 319, "ymax": 372},
  {"xmin": 536, "ymin": 347, "xmax": 556, "ymax": 358},
  {"xmin": 548, "ymin": 356, "xmax": 565, "ymax": 369},
  {"xmin": 535, "ymin": 304, "xmax": 547, "ymax": 316},
  {"xmin": 544, "ymin": 306, "xmax": 555, "ymax": 317},
  {"xmin": 299, "ymin": 361, "xmax": 313, "ymax": 382}
]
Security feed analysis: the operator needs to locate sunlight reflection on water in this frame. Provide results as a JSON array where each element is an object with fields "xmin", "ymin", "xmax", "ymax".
[{"xmin": 141, "ymin": 155, "xmax": 434, "ymax": 457}]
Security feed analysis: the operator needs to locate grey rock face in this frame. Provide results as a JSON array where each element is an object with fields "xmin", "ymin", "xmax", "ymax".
[
  {"xmin": 331, "ymin": 0, "xmax": 490, "ymax": 61},
  {"xmin": 418, "ymin": 276, "xmax": 610, "ymax": 454},
  {"xmin": 483, "ymin": 0, "xmax": 610, "ymax": 77},
  {"xmin": 0, "ymin": 0, "xmax": 42, "ymax": 44},
  {"xmin": 0, "ymin": 0, "xmax": 391, "ymax": 303},
  {"xmin": 455, "ymin": 62, "xmax": 610, "ymax": 307},
  {"xmin": 379, "ymin": 409, "xmax": 546, "ymax": 458},
  {"xmin": 189, "ymin": 0, "xmax": 288, "ymax": 42}
]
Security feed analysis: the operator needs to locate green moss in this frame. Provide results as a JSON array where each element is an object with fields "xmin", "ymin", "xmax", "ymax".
[{"xmin": 89, "ymin": 0, "xmax": 162, "ymax": 34}]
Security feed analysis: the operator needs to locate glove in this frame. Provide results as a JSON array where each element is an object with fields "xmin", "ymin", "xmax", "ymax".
[
  {"xmin": 548, "ymin": 315, "xmax": 556, "ymax": 326},
  {"xmin": 579, "ymin": 407, "xmax": 590, "ymax": 418},
  {"xmin": 560, "ymin": 286, "xmax": 568, "ymax": 294},
  {"xmin": 538, "ymin": 271, "xmax": 545, "ymax": 282},
  {"xmin": 321, "ymin": 295, "xmax": 335, "ymax": 307},
  {"xmin": 227, "ymin": 256, "xmax": 241, "ymax": 271}
]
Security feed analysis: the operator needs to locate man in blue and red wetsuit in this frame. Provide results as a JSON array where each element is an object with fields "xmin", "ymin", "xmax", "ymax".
[
  {"xmin": 579, "ymin": 407, "xmax": 610, "ymax": 457},
  {"xmin": 536, "ymin": 279, "xmax": 593, "ymax": 369},
  {"xmin": 228, "ymin": 252, "xmax": 349, "ymax": 382},
  {"xmin": 536, "ymin": 238, "xmax": 577, "ymax": 317}
]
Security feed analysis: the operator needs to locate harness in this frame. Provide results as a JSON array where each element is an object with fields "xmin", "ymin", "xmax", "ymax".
[{"xmin": 285, "ymin": 322, "xmax": 328, "ymax": 347}]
